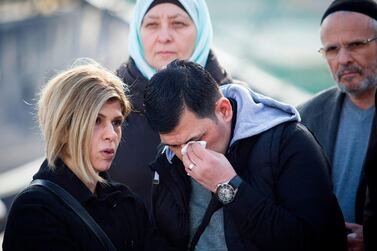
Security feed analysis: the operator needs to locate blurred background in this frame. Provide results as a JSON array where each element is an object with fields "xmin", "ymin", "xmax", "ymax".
[{"xmin": 0, "ymin": 0, "xmax": 334, "ymax": 242}]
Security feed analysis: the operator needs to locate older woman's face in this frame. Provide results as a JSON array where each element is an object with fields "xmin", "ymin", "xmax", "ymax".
[
  {"xmin": 90, "ymin": 100, "xmax": 124, "ymax": 173},
  {"xmin": 140, "ymin": 3, "xmax": 197, "ymax": 70}
]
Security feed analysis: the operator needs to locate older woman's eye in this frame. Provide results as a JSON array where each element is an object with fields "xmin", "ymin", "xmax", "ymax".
[
  {"xmin": 172, "ymin": 21, "xmax": 186, "ymax": 28},
  {"xmin": 143, "ymin": 22, "xmax": 158, "ymax": 29}
]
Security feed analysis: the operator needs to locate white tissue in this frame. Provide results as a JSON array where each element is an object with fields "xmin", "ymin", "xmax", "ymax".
[{"xmin": 181, "ymin": 141, "xmax": 207, "ymax": 155}]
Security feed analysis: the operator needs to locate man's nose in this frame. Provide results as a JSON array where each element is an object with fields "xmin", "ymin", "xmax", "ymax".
[{"xmin": 336, "ymin": 46, "xmax": 353, "ymax": 65}]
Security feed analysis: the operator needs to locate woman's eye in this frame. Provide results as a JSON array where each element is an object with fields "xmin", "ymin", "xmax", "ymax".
[
  {"xmin": 144, "ymin": 22, "xmax": 158, "ymax": 28},
  {"xmin": 95, "ymin": 117, "xmax": 101, "ymax": 125},
  {"xmin": 172, "ymin": 21, "xmax": 186, "ymax": 28},
  {"xmin": 112, "ymin": 119, "xmax": 123, "ymax": 127}
]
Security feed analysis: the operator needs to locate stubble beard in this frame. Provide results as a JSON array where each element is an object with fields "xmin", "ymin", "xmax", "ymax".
[{"xmin": 336, "ymin": 60, "xmax": 377, "ymax": 97}]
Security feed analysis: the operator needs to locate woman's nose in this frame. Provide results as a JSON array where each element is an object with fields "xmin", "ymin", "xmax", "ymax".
[
  {"xmin": 157, "ymin": 26, "xmax": 173, "ymax": 43},
  {"xmin": 103, "ymin": 123, "xmax": 117, "ymax": 141}
]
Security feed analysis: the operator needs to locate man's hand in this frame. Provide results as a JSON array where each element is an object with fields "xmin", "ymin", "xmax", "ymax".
[
  {"xmin": 181, "ymin": 142, "xmax": 236, "ymax": 192},
  {"xmin": 346, "ymin": 222, "xmax": 364, "ymax": 251}
]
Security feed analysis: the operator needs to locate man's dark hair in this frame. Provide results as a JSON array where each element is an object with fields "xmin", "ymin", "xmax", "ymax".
[{"xmin": 144, "ymin": 59, "xmax": 222, "ymax": 133}]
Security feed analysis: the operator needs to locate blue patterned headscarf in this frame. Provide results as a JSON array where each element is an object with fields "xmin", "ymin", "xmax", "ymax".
[{"xmin": 128, "ymin": 0, "xmax": 213, "ymax": 79}]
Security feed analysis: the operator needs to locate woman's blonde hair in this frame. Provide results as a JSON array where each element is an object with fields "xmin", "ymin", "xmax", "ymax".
[{"xmin": 38, "ymin": 63, "xmax": 131, "ymax": 185}]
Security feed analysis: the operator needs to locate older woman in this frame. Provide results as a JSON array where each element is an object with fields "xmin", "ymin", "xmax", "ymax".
[
  {"xmin": 110, "ymin": 0, "xmax": 232, "ymax": 210},
  {"xmin": 2, "ymin": 63, "xmax": 149, "ymax": 251}
]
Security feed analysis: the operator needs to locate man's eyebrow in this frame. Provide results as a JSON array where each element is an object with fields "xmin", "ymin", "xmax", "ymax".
[
  {"xmin": 163, "ymin": 134, "xmax": 202, "ymax": 148},
  {"xmin": 182, "ymin": 133, "xmax": 204, "ymax": 146},
  {"xmin": 184, "ymin": 136, "xmax": 200, "ymax": 145},
  {"xmin": 164, "ymin": 143, "xmax": 179, "ymax": 148}
]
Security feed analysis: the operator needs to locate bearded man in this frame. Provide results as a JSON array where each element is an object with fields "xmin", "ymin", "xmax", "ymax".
[{"xmin": 298, "ymin": 1, "xmax": 377, "ymax": 250}]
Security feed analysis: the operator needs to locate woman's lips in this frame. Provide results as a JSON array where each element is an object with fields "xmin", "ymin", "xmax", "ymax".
[
  {"xmin": 157, "ymin": 51, "xmax": 175, "ymax": 56},
  {"xmin": 101, "ymin": 148, "xmax": 115, "ymax": 160}
]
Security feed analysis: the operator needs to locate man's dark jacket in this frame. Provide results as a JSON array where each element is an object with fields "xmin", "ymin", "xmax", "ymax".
[
  {"xmin": 109, "ymin": 51, "xmax": 232, "ymax": 211},
  {"xmin": 297, "ymin": 86, "xmax": 366, "ymax": 224},
  {"xmin": 147, "ymin": 104, "xmax": 347, "ymax": 251},
  {"xmin": 2, "ymin": 159, "xmax": 149, "ymax": 251},
  {"xmin": 363, "ymin": 92, "xmax": 377, "ymax": 251}
]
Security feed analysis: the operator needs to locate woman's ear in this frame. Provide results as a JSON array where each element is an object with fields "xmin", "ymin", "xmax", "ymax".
[{"xmin": 215, "ymin": 97, "xmax": 233, "ymax": 122}]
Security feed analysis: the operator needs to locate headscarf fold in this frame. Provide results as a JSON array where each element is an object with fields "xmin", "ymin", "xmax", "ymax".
[{"xmin": 128, "ymin": 0, "xmax": 213, "ymax": 79}]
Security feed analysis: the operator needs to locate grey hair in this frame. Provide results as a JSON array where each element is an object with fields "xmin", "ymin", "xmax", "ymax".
[{"xmin": 368, "ymin": 18, "xmax": 377, "ymax": 35}]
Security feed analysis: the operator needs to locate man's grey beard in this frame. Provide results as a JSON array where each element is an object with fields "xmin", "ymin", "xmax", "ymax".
[{"xmin": 336, "ymin": 61, "xmax": 377, "ymax": 96}]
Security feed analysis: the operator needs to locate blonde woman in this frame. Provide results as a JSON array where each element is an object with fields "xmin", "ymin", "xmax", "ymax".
[{"xmin": 2, "ymin": 63, "xmax": 149, "ymax": 250}]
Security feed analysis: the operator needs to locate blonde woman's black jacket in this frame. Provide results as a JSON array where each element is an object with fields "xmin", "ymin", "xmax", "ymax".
[
  {"xmin": 109, "ymin": 51, "xmax": 232, "ymax": 211},
  {"xmin": 147, "ymin": 108, "xmax": 347, "ymax": 250},
  {"xmin": 2, "ymin": 159, "xmax": 149, "ymax": 251}
]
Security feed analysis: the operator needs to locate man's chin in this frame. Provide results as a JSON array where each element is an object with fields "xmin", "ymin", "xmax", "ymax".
[{"xmin": 337, "ymin": 82, "xmax": 374, "ymax": 97}]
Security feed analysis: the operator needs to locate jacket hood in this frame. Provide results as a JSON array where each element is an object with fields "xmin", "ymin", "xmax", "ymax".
[{"xmin": 221, "ymin": 84, "xmax": 301, "ymax": 146}]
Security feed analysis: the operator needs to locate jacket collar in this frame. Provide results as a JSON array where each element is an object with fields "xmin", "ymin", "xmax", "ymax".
[{"xmin": 32, "ymin": 159, "xmax": 117, "ymax": 204}]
